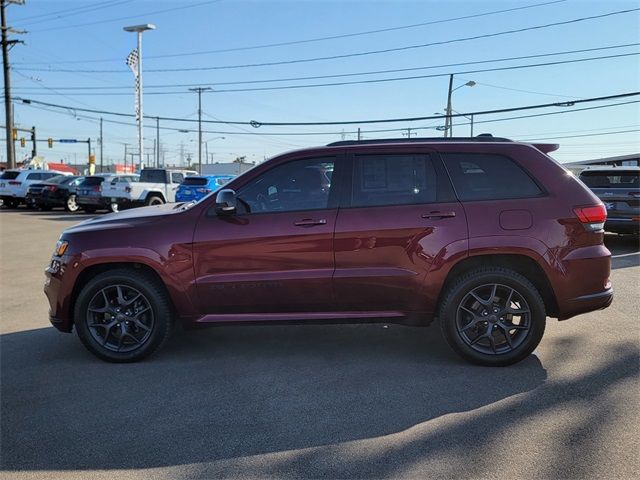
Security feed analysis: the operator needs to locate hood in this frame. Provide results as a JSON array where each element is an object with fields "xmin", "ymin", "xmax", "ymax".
[{"xmin": 64, "ymin": 203, "xmax": 183, "ymax": 234}]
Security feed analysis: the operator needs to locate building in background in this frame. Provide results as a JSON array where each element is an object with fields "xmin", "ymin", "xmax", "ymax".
[
  {"xmin": 201, "ymin": 161, "xmax": 256, "ymax": 176},
  {"xmin": 563, "ymin": 153, "xmax": 640, "ymax": 174}
]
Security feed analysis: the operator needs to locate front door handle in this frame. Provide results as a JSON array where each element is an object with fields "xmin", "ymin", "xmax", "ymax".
[
  {"xmin": 422, "ymin": 211, "xmax": 456, "ymax": 219},
  {"xmin": 294, "ymin": 218, "xmax": 327, "ymax": 226}
]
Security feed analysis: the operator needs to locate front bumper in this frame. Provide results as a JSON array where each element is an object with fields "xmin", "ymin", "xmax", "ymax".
[{"xmin": 44, "ymin": 254, "xmax": 80, "ymax": 333}]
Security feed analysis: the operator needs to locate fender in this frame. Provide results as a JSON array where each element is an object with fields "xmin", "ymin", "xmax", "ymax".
[
  {"xmin": 73, "ymin": 246, "xmax": 198, "ymax": 320},
  {"xmin": 139, "ymin": 188, "xmax": 167, "ymax": 203}
]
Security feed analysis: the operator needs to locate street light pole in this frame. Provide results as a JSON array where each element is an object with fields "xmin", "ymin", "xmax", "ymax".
[
  {"xmin": 124, "ymin": 23, "xmax": 155, "ymax": 172},
  {"xmin": 444, "ymin": 76, "xmax": 476, "ymax": 138},
  {"xmin": 189, "ymin": 87, "xmax": 211, "ymax": 174}
]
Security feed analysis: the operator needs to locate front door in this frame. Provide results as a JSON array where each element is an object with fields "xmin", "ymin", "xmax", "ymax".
[{"xmin": 192, "ymin": 156, "xmax": 339, "ymax": 314}]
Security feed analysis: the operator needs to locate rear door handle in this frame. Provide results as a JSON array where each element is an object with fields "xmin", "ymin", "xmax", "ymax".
[
  {"xmin": 422, "ymin": 211, "xmax": 456, "ymax": 219},
  {"xmin": 294, "ymin": 218, "xmax": 327, "ymax": 226}
]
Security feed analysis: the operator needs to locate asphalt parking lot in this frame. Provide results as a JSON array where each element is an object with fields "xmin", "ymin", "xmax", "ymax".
[{"xmin": 1, "ymin": 209, "xmax": 638, "ymax": 480}]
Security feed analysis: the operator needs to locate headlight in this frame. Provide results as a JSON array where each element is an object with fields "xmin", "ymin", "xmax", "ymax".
[{"xmin": 54, "ymin": 240, "xmax": 69, "ymax": 257}]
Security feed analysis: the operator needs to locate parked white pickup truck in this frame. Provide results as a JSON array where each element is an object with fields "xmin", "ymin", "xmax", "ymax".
[{"xmin": 107, "ymin": 168, "xmax": 197, "ymax": 211}]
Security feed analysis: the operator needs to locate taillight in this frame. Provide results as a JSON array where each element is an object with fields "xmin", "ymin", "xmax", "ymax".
[
  {"xmin": 8, "ymin": 181, "xmax": 21, "ymax": 186},
  {"xmin": 92, "ymin": 185, "xmax": 101, "ymax": 192},
  {"xmin": 573, "ymin": 204, "xmax": 607, "ymax": 231},
  {"xmin": 45, "ymin": 185, "xmax": 57, "ymax": 192}
]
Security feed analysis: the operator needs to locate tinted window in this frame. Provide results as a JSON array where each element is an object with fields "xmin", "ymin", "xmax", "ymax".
[
  {"xmin": 81, "ymin": 177, "xmax": 106, "ymax": 186},
  {"xmin": 237, "ymin": 157, "xmax": 334, "ymax": 213},
  {"xmin": 48, "ymin": 175, "xmax": 70, "ymax": 184},
  {"xmin": 580, "ymin": 171, "xmax": 639, "ymax": 188},
  {"xmin": 0, "ymin": 171, "xmax": 19, "ymax": 180},
  {"xmin": 26, "ymin": 173, "xmax": 43, "ymax": 180},
  {"xmin": 182, "ymin": 177, "xmax": 208, "ymax": 186},
  {"xmin": 214, "ymin": 177, "xmax": 233, "ymax": 186},
  {"xmin": 351, "ymin": 154, "xmax": 437, "ymax": 207},
  {"xmin": 443, "ymin": 153, "xmax": 542, "ymax": 201},
  {"xmin": 140, "ymin": 170, "xmax": 167, "ymax": 183},
  {"xmin": 171, "ymin": 172, "xmax": 185, "ymax": 184}
]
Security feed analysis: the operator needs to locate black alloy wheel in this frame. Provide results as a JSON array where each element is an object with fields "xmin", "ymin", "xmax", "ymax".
[
  {"xmin": 74, "ymin": 268, "xmax": 174, "ymax": 362},
  {"xmin": 439, "ymin": 267, "xmax": 546, "ymax": 366}
]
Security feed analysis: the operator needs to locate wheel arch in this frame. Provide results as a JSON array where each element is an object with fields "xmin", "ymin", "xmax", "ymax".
[
  {"xmin": 69, "ymin": 261, "xmax": 175, "ymax": 328},
  {"xmin": 435, "ymin": 253, "xmax": 559, "ymax": 318},
  {"xmin": 143, "ymin": 190, "xmax": 166, "ymax": 203}
]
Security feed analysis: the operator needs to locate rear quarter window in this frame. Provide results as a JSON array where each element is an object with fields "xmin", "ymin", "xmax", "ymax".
[{"xmin": 442, "ymin": 153, "xmax": 543, "ymax": 201}]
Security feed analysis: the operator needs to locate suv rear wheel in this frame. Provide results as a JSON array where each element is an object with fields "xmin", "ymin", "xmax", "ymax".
[
  {"xmin": 438, "ymin": 267, "xmax": 545, "ymax": 366},
  {"xmin": 74, "ymin": 268, "xmax": 174, "ymax": 362},
  {"xmin": 65, "ymin": 194, "xmax": 79, "ymax": 212}
]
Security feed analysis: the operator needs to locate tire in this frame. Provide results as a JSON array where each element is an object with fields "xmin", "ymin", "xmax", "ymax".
[
  {"xmin": 438, "ymin": 267, "xmax": 546, "ymax": 367},
  {"xmin": 74, "ymin": 268, "xmax": 174, "ymax": 363},
  {"xmin": 145, "ymin": 195, "xmax": 164, "ymax": 206},
  {"xmin": 4, "ymin": 199, "xmax": 19, "ymax": 209},
  {"xmin": 65, "ymin": 194, "xmax": 79, "ymax": 212},
  {"xmin": 82, "ymin": 206, "xmax": 97, "ymax": 213}
]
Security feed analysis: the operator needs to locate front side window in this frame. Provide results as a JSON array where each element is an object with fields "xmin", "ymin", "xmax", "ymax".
[
  {"xmin": 443, "ymin": 153, "xmax": 542, "ymax": 201},
  {"xmin": 351, "ymin": 154, "xmax": 437, "ymax": 207},
  {"xmin": 237, "ymin": 157, "xmax": 334, "ymax": 213}
]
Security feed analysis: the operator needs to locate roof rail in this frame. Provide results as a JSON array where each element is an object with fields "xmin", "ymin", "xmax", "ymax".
[{"xmin": 326, "ymin": 135, "xmax": 513, "ymax": 147}]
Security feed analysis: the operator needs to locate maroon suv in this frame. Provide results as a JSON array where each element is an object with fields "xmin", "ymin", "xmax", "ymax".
[{"xmin": 44, "ymin": 137, "xmax": 612, "ymax": 366}]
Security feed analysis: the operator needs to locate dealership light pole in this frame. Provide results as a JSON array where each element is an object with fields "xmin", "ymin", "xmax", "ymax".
[
  {"xmin": 124, "ymin": 23, "xmax": 155, "ymax": 171},
  {"xmin": 444, "ymin": 76, "xmax": 476, "ymax": 137}
]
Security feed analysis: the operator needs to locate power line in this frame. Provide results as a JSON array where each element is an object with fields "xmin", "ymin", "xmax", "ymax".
[
  {"xmin": 15, "ymin": 0, "xmax": 568, "ymax": 65},
  {"xmin": 15, "ymin": 1, "xmax": 132, "ymax": 27},
  {"xmin": 18, "ymin": 7, "xmax": 638, "ymax": 73},
  {"xmin": 13, "ymin": 43, "xmax": 639, "ymax": 89},
  {"xmin": 24, "ymin": 0, "xmax": 224, "ymax": 33},
  {"xmin": 15, "ymin": 91, "xmax": 640, "ymax": 128},
  {"xmin": 517, "ymin": 129, "xmax": 640, "ymax": 141},
  {"xmin": 12, "ymin": 52, "xmax": 640, "ymax": 97}
]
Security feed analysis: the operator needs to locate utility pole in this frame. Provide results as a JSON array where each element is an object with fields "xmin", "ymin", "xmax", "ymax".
[
  {"xmin": 204, "ymin": 141, "xmax": 208, "ymax": 165},
  {"xmin": 30, "ymin": 125, "xmax": 35, "ymax": 157},
  {"xmin": 403, "ymin": 127, "xmax": 414, "ymax": 139},
  {"xmin": 1, "ymin": 0, "xmax": 25, "ymax": 170},
  {"xmin": 357, "ymin": 128, "xmax": 361, "ymax": 141},
  {"xmin": 445, "ymin": 74, "xmax": 454, "ymax": 138},
  {"xmin": 179, "ymin": 141, "xmax": 185, "ymax": 166},
  {"xmin": 189, "ymin": 86, "xmax": 211, "ymax": 174},
  {"xmin": 99, "ymin": 117, "xmax": 103, "ymax": 173},
  {"xmin": 155, "ymin": 116, "xmax": 160, "ymax": 167}
]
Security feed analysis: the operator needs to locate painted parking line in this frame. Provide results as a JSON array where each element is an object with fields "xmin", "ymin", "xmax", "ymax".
[{"xmin": 612, "ymin": 251, "xmax": 640, "ymax": 258}]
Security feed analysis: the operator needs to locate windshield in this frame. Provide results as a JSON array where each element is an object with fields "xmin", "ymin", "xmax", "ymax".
[{"xmin": 580, "ymin": 171, "xmax": 639, "ymax": 188}]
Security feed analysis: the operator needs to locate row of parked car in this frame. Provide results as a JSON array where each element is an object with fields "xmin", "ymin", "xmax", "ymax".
[{"xmin": 0, "ymin": 167, "xmax": 235, "ymax": 213}]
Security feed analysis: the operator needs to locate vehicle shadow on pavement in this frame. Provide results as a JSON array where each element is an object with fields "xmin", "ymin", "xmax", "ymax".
[
  {"xmin": 605, "ymin": 234, "xmax": 640, "ymax": 270},
  {"xmin": 1, "ymin": 323, "xmax": 546, "ymax": 472}
]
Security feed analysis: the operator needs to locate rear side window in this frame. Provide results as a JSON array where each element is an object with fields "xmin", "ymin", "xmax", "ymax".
[
  {"xmin": 443, "ymin": 153, "xmax": 542, "ymax": 201},
  {"xmin": 182, "ymin": 177, "xmax": 208, "ymax": 186},
  {"xmin": 26, "ymin": 173, "xmax": 43, "ymax": 180},
  {"xmin": 351, "ymin": 154, "xmax": 437, "ymax": 207},
  {"xmin": 81, "ymin": 177, "xmax": 105, "ymax": 186},
  {"xmin": 579, "ymin": 171, "xmax": 639, "ymax": 188},
  {"xmin": 0, "ymin": 171, "xmax": 20, "ymax": 180},
  {"xmin": 140, "ymin": 170, "xmax": 167, "ymax": 183}
]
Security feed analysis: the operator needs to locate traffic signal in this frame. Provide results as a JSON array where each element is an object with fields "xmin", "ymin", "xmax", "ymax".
[
  {"xmin": 20, "ymin": 137, "xmax": 25, "ymax": 147},
  {"xmin": 12, "ymin": 129, "xmax": 17, "ymax": 141},
  {"xmin": 48, "ymin": 138, "xmax": 53, "ymax": 148}
]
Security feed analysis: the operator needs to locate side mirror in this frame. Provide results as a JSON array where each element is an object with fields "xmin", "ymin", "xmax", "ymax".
[{"xmin": 215, "ymin": 189, "xmax": 237, "ymax": 215}]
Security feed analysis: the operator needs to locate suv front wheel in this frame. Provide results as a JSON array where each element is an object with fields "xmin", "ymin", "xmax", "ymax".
[
  {"xmin": 74, "ymin": 268, "xmax": 173, "ymax": 362},
  {"xmin": 439, "ymin": 267, "xmax": 546, "ymax": 366}
]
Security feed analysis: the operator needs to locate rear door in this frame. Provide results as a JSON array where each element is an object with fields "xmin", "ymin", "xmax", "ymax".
[{"xmin": 333, "ymin": 150, "xmax": 467, "ymax": 313}]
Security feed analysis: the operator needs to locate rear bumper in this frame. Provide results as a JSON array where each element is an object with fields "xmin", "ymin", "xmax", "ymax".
[
  {"xmin": 77, "ymin": 195, "xmax": 109, "ymax": 207},
  {"xmin": 559, "ymin": 286, "xmax": 613, "ymax": 320}
]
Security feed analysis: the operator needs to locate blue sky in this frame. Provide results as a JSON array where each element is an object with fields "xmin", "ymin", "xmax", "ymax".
[{"xmin": 5, "ymin": 0, "xmax": 640, "ymax": 167}]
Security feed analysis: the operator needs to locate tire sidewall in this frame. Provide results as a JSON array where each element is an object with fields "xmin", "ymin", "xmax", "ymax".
[
  {"xmin": 66, "ymin": 194, "xmax": 78, "ymax": 212},
  {"xmin": 74, "ymin": 271, "xmax": 172, "ymax": 362},
  {"xmin": 440, "ymin": 270, "xmax": 546, "ymax": 366}
]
